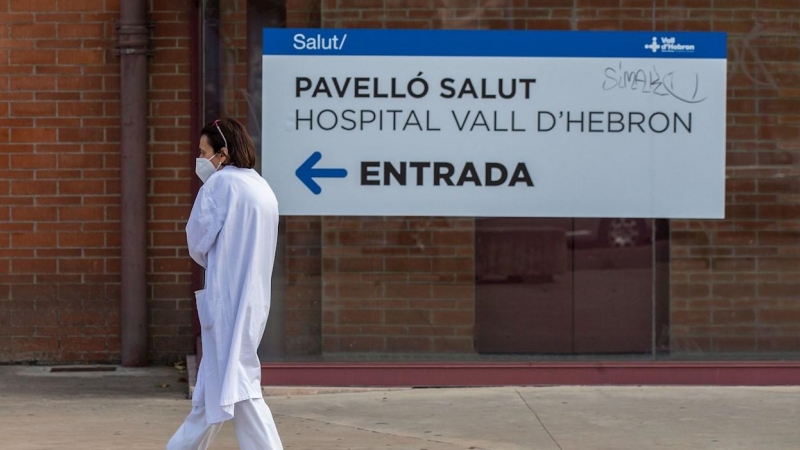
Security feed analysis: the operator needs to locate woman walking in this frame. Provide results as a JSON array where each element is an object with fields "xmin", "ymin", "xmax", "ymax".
[{"xmin": 167, "ymin": 118, "xmax": 283, "ymax": 450}]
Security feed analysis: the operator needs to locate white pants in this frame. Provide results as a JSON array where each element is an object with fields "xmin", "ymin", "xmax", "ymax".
[{"xmin": 167, "ymin": 398, "xmax": 283, "ymax": 450}]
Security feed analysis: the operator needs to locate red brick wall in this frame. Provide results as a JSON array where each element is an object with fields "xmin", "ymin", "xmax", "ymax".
[
  {"xmin": 0, "ymin": 0, "xmax": 195, "ymax": 363},
  {"xmin": 322, "ymin": 217, "xmax": 475, "ymax": 353},
  {"xmin": 2, "ymin": 0, "xmax": 798, "ymax": 363},
  {"xmin": 283, "ymin": 0, "xmax": 324, "ymax": 356},
  {"xmin": 220, "ymin": 0, "xmax": 249, "ymax": 122},
  {"xmin": 287, "ymin": 0, "xmax": 321, "ymax": 29},
  {"xmin": 284, "ymin": 216, "xmax": 323, "ymax": 355},
  {"xmin": 669, "ymin": 5, "xmax": 800, "ymax": 353},
  {"xmin": 146, "ymin": 0, "xmax": 195, "ymax": 362},
  {"xmin": 308, "ymin": 1, "xmax": 800, "ymax": 356}
]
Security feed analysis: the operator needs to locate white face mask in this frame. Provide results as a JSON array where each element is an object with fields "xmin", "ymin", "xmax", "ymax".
[{"xmin": 195, "ymin": 153, "xmax": 221, "ymax": 183}]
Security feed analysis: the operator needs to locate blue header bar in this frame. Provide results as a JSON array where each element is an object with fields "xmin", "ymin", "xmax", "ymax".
[{"xmin": 264, "ymin": 28, "xmax": 727, "ymax": 59}]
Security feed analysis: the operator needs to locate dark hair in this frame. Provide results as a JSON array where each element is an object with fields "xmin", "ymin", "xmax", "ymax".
[{"xmin": 201, "ymin": 117, "xmax": 257, "ymax": 169}]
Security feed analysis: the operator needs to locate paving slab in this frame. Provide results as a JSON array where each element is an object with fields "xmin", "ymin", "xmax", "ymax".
[{"xmin": 1, "ymin": 366, "xmax": 799, "ymax": 450}]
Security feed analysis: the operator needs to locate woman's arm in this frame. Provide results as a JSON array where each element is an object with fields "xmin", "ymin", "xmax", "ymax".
[{"xmin": 186, "ymin": 185, "xmax": 224, "ymax": 268}]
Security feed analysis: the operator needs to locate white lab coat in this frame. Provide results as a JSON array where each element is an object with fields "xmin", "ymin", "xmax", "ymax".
[{"xmin": 186, "ymin": 165, "xmax": 279, "ymax": 425}]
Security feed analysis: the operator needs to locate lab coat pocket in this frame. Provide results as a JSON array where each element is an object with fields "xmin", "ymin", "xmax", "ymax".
[{"xmin": 195, "ymin": 289, "xmax": 214, "ymax": 331}]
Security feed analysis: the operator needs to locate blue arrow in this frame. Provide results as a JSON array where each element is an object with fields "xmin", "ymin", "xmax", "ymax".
[{"xmin": 295, "ymin": 151, "xmax": 348, "ymax": 195}]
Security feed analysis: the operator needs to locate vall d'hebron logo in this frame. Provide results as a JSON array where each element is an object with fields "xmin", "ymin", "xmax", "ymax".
[{"xmin": 645, "ymin": 36, "xmax": 696, "ymax": 53}]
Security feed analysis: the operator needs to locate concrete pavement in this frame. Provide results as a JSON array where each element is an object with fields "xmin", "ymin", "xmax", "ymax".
[{"xmin": 1, "ymin": 365, "xmax": 798, "ymax": 449}]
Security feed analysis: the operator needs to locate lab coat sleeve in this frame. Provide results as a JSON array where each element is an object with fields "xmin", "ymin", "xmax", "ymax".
[{"xmin": 186, "ymin": 186, "xmax": 224, "ymax": 268}]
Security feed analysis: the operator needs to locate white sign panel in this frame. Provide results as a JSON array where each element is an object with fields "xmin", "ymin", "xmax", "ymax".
[{"xmin": 262, "ymin": 29, "xmax": 727, "ymax": 218}]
